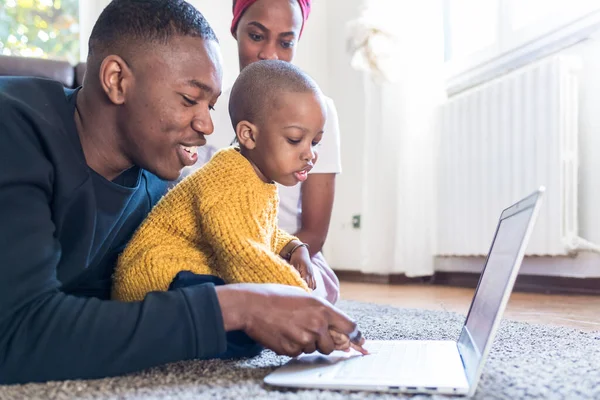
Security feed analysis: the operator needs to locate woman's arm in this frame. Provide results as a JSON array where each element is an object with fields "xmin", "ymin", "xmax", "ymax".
[
  {"xmin": 294, "ymin": 97, "xmax": 341, "ymax": 254},
  {"xmin": 295, "ymin": 173, "xmax": 336, "ymax": 256}
]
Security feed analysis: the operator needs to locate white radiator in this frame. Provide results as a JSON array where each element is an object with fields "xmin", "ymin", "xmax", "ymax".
[{"xmin": 437, "ymin": 55, "xmax": 582, "ymax": 256}]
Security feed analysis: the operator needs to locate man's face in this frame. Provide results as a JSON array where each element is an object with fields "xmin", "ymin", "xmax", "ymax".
[
  {"xmin": 118, "ymin": 36, "xmax": 223, "ymax": 181},
  {"xmin": 250, "ymin": 90, "xmax": 326, "ymax": 187}
]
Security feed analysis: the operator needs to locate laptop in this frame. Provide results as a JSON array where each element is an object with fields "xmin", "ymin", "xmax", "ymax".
[{"xmin": 264, "ymin": 187, "xmax": 545, "ymax": 397}]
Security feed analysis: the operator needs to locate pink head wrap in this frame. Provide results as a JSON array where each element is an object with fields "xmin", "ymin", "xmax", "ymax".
[{"xmin": 231, "ymin": 0, "xmax": 312, "ymax": 38}]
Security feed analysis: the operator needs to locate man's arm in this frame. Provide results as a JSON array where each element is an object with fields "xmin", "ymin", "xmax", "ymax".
[
  {"xmin": 0, "ymin": 115, "xmax": 227, "ymax": 384},
  {"xmin": 0, "ymin": 188, "xmax": 227, "ymax": 383},
  {"xmin": 214, "ymin": 283, "xmax": 367, "ymax": 356},
  {"xmin": 0, "ymin": 287, "xmax": 226, "ymax": 384}
]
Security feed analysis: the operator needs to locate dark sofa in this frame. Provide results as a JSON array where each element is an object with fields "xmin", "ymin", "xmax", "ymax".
[{"xmin": 0, "ymin": 54, "xmax": 86, "ymax": 88}]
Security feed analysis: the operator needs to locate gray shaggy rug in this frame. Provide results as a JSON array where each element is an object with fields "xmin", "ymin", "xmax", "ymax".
[{"xmin": 1, "ymin": 300, "xmax": 599, "ymax": 400}]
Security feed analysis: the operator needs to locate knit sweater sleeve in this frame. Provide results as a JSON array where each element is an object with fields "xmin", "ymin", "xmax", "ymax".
[
  {"xmin": 272, "ymin": 227, "xmax": 299, "ymax": 255},
  {"xmin": 202, "ymin": 199, "xmax": 309, "ymax": 291},
  {"xmin": 112, "ymin": 178, "xmax": 215, "ymax": 302}
]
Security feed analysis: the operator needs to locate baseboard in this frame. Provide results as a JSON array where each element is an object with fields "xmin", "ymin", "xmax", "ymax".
[
  {"xmin": 334, "ymin": 270, "xmax": 600, "ymax": 295},
  {"xmin": 334, "ymin": 270, "xmax": 433, "ymax": 285}
]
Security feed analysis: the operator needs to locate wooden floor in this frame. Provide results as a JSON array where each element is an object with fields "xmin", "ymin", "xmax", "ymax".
[{"xmin": 340, "ymin": 282, "xmax": 600, "ymax": 331}]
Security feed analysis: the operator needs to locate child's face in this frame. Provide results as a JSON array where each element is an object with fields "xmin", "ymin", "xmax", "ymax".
[{"xmin": 250, "ymin": 91, "xmax": 326, "ymax": 186}]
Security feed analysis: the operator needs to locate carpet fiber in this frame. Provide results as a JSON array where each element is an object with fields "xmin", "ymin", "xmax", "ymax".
[{"xmin": 1, "ymin": 300, "xmax": 599, "ymax": 400}]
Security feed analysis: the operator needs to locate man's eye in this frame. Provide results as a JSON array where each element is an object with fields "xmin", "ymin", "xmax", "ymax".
[
  {"xmin": 182, "ymin": 95, "xmax": 197, "ymax": 106},
  {"xmin": 287, "ymin": 138, "xmax": 301, "ymax": 145},
  {"xmin": 281, "ymin": 40, "xmax": 295, "ymax": 49}
]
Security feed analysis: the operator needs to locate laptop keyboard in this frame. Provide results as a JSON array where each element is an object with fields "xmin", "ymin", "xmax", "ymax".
[{"xmin": 333, "ymin": 341, "xmax": 431, "ymax": 380}]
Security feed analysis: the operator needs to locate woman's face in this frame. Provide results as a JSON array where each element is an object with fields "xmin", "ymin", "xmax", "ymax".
[{"xmin": 235, "ymin": 0, "xmax": 303, "ymax": 70}]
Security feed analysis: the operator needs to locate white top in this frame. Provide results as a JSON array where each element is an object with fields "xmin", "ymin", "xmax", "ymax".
[{"xmin": 184, "ymin": 87, "xmax": 342, "ymax": 234}]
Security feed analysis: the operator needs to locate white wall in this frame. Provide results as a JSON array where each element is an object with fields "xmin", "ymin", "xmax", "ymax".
[
  {"xmin": 186, "ymin": 1, "xmax": 240, "ymax": 89},
  {"xmin": 319, "ymin": 0, "xmax": 367, "ymax": 271}
]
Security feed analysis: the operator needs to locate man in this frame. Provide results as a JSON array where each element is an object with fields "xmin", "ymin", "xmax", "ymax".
[{"xmin": 0, "ymin": 0, "xmax": 363, "ymax": 384}]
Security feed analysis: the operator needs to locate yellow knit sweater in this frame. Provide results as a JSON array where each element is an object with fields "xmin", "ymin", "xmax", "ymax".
[{"xmin": 112, "ymin": 147, "xmax": 309, "ymax": 302}]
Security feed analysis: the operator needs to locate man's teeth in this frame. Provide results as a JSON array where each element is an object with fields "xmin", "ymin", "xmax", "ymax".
[{"xmin": 182, "ymin": 146, "xmax": 197, "ymax": 155}]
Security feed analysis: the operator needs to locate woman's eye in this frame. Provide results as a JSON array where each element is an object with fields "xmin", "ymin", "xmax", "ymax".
[
  {"xmin": 249, "ymin": 33, "xmax": 263, "ymax": 41},
  {"xmin": 281, "ymin": 40, "xmax": 295, "ymax": 49},
  {"xmin": 209, "ymin": 105, "xmax": 215, "ymax": 111},
  {"xmin": 287, "ymin": 138, "xmax": 301, "ymax": 145},
  {"xmin": 312, "ymin": 141, "xmax": 322, "ymax": 147}
]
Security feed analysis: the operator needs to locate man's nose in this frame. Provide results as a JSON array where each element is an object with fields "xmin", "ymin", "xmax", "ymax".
[{"xmin": 191, "ymin": 111, "xmax": 214, "ymax": 136}]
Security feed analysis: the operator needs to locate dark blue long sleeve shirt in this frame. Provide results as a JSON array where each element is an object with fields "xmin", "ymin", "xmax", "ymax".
[{"xmin": 0, "ymin": 77, "xmax": 228, "ymax": 384}]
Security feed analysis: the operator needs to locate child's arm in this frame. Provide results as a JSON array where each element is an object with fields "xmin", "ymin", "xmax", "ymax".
[
  {"xmin": 272, "ymin": 227, "xmax": 298, "ymax": 256},
  {"xmin": 280, "ymin": 239, "xmax": 317, "ymax": 290},
  {"xmin": 112, "ymin": 239, "xmax": 213, "ymax": 302},
  {"xmin": 202, "ymin": 204, "xmax": 310, "ymax": 291},
  {"xmin": 112, "ymin": 182, "xmax": 215, "ymax": 302}
]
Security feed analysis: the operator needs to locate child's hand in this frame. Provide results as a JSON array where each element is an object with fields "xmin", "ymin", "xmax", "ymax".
[
  {"xmin": 289, "ymin": 248, "xmax": 316, "ymax": 290},
  {"xmin": 328, "ymin": 329, "xmax": 369, "ymax": 355}
]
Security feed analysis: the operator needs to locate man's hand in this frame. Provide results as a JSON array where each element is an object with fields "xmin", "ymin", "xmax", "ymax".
[
  {"xmin": 289, "ymin": 247, "xmax": 316, "ymax": 290},
  {"xmin": 215, "ymin": 283, "xmax": 367, "ymax": 357}
]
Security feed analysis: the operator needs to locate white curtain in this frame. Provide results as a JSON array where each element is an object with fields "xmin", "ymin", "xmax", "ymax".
[
  {"xmin": 348, "ymin": 0, "xmax": 446, "ymax": 276},
  {"xmin": 79, "ymin": 0, "xmax": 112, "ymax": 61}
]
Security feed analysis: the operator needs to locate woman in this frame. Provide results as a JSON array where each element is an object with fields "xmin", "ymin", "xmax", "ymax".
[{"xmin": 188, "ymin": 0, "xmax": 341, "ymax": 303}]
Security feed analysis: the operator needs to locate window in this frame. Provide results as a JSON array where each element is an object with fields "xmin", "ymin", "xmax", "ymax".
[
  {"xmin": 0, "ymin": 0, "xmax": 80, "ymax": 65},
  {"xmin": 444, "ymin": 0, "xmax": 600, "ymax": 93},
  {"xmin": 444, "ymin": 0, "xmax": 499, "ymax": 62},
  {"xmin": 507, "ymin": 0, "xmax": 600, "ymax": 50}
]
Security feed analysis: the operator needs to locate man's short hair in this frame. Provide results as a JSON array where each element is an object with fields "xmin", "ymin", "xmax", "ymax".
[
  {"xmin": 88, "ymin": 0, "xmax": 217, "ymax": 57},
  {"xmin": 229, "ymin": 60, "xmax": 322, "ymax": 129}
]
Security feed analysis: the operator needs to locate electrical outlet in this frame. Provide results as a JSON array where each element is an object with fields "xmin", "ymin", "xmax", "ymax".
[{"xmin": 352, "ymin": 214, "xmax": 361, "ymax": 229}]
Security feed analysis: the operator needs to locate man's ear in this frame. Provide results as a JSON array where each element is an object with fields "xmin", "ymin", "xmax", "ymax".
[
  {"xmin": 98, "ymin": 55, "xmax": 133, "ymax": 105},
  {"xmin": 235, "ymin": 120, "xmax": 258, "ymax": 149}
]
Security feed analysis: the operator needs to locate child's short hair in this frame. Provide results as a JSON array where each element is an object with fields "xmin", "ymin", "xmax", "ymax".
[{"xmin": 228, "ymin": 60, "xmax": 322, "ymax": 130}]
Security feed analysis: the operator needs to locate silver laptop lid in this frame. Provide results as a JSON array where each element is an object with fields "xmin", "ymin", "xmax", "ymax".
[{"xmin": 456, "ymin": 188, "xmax": 545, "ymax": 395}]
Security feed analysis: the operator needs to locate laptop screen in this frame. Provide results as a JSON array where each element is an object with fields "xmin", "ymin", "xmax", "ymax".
[
  {"xmin": 457, "ymin": 189, "xmax": 542, "ymax": 390},
  {"xmin": 463, "ymin": 207, "xmax": 532, "ymax": 352}
]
